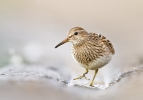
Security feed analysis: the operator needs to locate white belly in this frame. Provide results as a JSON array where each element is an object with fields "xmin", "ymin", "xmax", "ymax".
[{"xmin": 77, "ymin": 55, "xmax": 112, "ymax": 70}]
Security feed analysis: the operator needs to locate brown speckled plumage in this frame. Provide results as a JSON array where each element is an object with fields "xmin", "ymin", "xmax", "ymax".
[
  {"xmin": 72, "ymin": 32, "xmax": 115, "ymax": 66},
  {"xmin": 55, "ymin": 27, "xmax": 115, "ymax": 86}
]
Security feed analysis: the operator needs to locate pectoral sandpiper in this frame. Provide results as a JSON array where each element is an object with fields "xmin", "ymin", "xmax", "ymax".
[{"xmin": 55, "ymin": 27, "xmax": 115, "ymax": 86}]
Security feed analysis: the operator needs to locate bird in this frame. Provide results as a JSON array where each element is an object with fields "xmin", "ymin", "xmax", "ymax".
[{"xmin": 55, "ymin": 27, "xmax": 115, "ymax": 86}]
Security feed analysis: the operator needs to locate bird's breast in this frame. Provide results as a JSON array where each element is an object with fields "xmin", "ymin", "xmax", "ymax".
[{"xmin": 71, "ymin": 45, "xmax": 112, "ymax": 70}]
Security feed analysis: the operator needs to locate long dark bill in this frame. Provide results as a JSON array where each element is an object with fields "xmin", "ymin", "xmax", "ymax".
[{"xmin": 55, "ymin": 38, "xmax": 69, "ymax": 48}]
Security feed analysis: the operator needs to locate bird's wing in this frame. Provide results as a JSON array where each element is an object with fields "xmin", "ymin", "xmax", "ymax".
[{"xmin": 89, "ymin": 33, "xmax": 115, "ymax": 55}]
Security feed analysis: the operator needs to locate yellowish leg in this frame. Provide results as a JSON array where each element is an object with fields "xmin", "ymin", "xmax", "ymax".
[
  {"xmin": 73, "ymin": 69, "xmax": 90, "ymax": 80},
  {"xmin": 89, "ymin": 69, "xmax": 98, "ymax": 86}
]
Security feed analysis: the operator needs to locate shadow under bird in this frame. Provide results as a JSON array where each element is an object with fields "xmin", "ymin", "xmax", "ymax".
[{"xmin": 55, "ymin": 27, "xmax": 115, "ymax": 86}]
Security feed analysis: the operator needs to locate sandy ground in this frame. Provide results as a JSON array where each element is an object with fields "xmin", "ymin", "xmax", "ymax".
[{"xmin": 0, "ymin": 65, "xmax": 143, "ymax": 100}]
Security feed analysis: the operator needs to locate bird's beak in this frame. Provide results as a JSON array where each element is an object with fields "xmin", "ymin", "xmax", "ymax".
[{"xmin": 55, "ymin": 38, "xmax": 69, "ymax": 48}]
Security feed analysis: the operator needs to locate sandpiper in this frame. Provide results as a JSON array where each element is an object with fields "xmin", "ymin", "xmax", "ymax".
[{"xmin": 55, "ymin": 27, "xmax": 115, "ymax": 86}]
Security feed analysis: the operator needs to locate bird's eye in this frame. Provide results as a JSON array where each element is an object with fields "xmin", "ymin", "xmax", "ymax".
[{"xmin": 74, "ymin": 32, "xmax": 78, "ymax": 35}]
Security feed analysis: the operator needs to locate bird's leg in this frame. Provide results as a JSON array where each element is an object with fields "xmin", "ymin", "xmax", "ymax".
[
  {"xmin": 73, "ymin": 69, "xmax": 90, "ymax": 80},
  {"xmin": 89, "ymin": 69, "xmax": 98, "ymax": 86}
]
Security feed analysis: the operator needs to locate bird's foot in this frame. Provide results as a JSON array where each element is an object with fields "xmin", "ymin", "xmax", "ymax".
[
  {"xmin": 89, "ymin": 82, "xmax": 94, "ymax": 87},
  {"xmin": 73, "ymin": 74, "xmax": 90, "ymax": 80}
]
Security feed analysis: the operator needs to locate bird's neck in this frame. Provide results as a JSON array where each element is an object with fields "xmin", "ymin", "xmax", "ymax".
[{"xmin": 72, "ymin": 39, "xmax": 87, "ymax": 49}]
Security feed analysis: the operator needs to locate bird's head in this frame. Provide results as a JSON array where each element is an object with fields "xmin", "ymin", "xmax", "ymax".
[{"xmin": 55, "ymin": 27, "xmax": 88, "ymax": 48}]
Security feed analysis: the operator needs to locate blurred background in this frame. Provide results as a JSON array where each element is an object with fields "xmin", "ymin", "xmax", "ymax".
[
  {"xmin": 1, "ymin": 0, "xmax": 143, "ymax": 74},
  {"xmin": 0, "ymin": 0, "xmax": 143, "ymax": 100}
]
